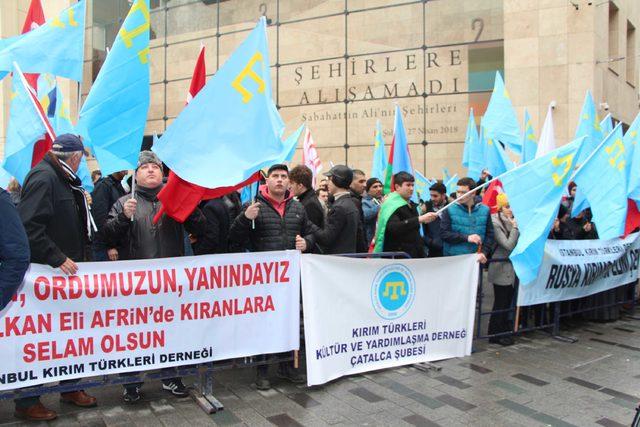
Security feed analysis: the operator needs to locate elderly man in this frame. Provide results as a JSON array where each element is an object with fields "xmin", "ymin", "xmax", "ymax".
[
  {"xmin": 17, "ymin": 134, "xmax": 97, "ymax": 421},
  {"xmin": 103, "ymin": 151, "xmax": 207, "ymax": 403}
]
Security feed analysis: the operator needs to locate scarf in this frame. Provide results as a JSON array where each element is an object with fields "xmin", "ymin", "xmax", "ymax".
[
  {"xmin": 372, "ymin": 192, "xmax": 409, "ymax": 253},
  {"xmin": 50, "ymin": 154, "xmax": 96, "ymax": 240}
]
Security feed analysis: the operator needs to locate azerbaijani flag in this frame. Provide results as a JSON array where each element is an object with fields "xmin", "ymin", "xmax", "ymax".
[{"xmin": 383, "ymin": 105, "xmax": 413, "ymax": 193}]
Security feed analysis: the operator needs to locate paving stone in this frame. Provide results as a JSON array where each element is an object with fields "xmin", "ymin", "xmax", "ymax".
[
  {"xmin": 433, "ymin": 375, "xmax": 471, "ymax": 390},
  {"xmin": 434, "ymin": 394, "xmax": 476, "ymax": 412},
  {"xmin": 511, "ymin": 373, "xmax": 550, "ymax": 386},
  {"xmin": 596, "ymin": 418, "xmax": 628, "ymax": 427},
  {"xmin": 347, "ymin": 386, "xmax": 385, "ymax": 403},
  {"xmin": 402, "ymin": 414, "xmax": 441, "ymax": 427}
]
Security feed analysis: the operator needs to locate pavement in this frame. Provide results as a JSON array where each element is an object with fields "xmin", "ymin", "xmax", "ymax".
[{"xmin": 0, "ymin": 316, "xmax": 639, "ymax": 427}]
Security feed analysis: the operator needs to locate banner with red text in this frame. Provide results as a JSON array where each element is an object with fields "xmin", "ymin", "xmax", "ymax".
[
  {"xmin": 0, "ymin": 250, "xmax": 300, "ymax": 390},
  {"xmin": 301, "ymin": 254, "xmax": 478, "ymax": 386}
]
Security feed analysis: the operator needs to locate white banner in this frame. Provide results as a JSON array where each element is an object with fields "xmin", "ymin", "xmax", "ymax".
[
  {"xmin": 0, "ymin": 250, "xmax": 300, "ymax": 390},
  {"xmin": 301, "ymin": 254, "xmax": 478, "ymax": 386},
  {"xmin": 518, "ymin": 233, "xmax": 640, "ymax": 306}
]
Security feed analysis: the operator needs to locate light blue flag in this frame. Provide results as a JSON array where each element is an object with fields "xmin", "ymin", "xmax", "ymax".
[
  {"xmin": 283, "ymin": 123, "xmax": 305, "ymax": 162},
  {"xmin": 625, "ymin": 113, "xmax": 640, "ymax": 201},
  {"xmin": 412, "ymin": 170, "xmax": 431, "ymax": 204},
  {"xmin": 462, "ymin": 109, "xmax": 476, "ymax": 168},
  {"xmin": 484, "ymin": 133, "xmax": 514, "ymax": 177},
  {"xmin": 371, "ymin": 120, "xmax": 387, "ymax": 180},
  {"xmin": 502, "ymin": 137, "xmax": 584, "ymax": 285},
  {"xmin": 443, "ymin": 168, "xmax": 451, "ymax": 185},
  {"xmin": 573, "ymin": 123, "xmax": 629, "ymax": 239},
  {"xmin": 2, "ymin": 68, "xmax": 46, "ymax": 185},
  {"xmin": 0, "ymin": 167, "xmax": 11, "ymax": 190},
  {"xmin": 77, "ymin": 0, "xmax": 149, "ymax": 176},
  {"xmin": 240, "ymin": 181, "xmax": 260, "ymax": 205},
  {"xmin": 51, "ymin": 85, "xmax": 94, "ymax": 192},
  {"xmin": 463, "ymin": 109, "xmax": 483, "ymax": 180},
  {"xmin": 445, "ymin": 173, "xmax": 458, "ymax": 196},
  {"xmin": 153, "ymin": 17, "xmax": 286, "ymax": 188},
  {"xmin": 575, "ymin": 91, "xmax": 603, "ymax": 165},
  {"xmin": 482, "ymin": 71, "xmax": 522, "ymax": 154},
  {"xmin": 600, "ymin": 113, "xmax": 613, "ymax": 139},
  {"xmin": 0, "ymin": 35, "xmax": 20, "ymax": 53},
  {"xmin": 520, "ymin": 109, "xmax": 537, "ymax": 164},
  {"xmin": 0, "ymin": 1, "xmax": 85, "ymax": 82}
]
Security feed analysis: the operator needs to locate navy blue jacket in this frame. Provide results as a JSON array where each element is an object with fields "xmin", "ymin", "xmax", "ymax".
[{"xmin": 0, "ymin": 189, "xmax": 30, "ymax": 310}]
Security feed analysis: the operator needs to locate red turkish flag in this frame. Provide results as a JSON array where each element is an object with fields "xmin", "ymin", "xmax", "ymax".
[
  {"xmin": 154, "ymin": 171, "xmax": 261, "ymax": 224},
  {"xmin": 481, "ymin": 179, "xmax": 503, "ymax": 214},
  {"xmin": 186, "ymin": 45, "xmax": 206, "ymax": 104},
  {"xmin": 624, "ymin": 199, "xmax": 640, "ymax": 237}
]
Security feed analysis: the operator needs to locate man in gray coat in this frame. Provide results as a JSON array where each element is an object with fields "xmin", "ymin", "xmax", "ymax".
[
  {"xmin": 103, "ymin": 151, "xmax": 207, "ymax": 403},
  {"xmin": 487, "ymin": 193, "xmax": 519, "ymax": 346}
]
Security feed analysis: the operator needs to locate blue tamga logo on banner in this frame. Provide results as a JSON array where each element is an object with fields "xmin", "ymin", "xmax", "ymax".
[{"xmin": 371, "ymin": 264, "xmax": 416, "ymax": 319}]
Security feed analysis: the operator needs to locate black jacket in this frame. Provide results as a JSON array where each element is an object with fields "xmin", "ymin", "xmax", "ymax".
[
  {"xmin": 229, "ymin": 190, "xmax": 317, "ymax": 252},
  {"xmin": 0, "ymin": 189, "xmax": 30, "ymax": 310},
  {"xmin": 422, "ymin": 200, "xmax": 443, "ymax": 257},
  {"xmin": 384, "ymin": 203, "xmax": 425, "ymax": 259},
  {"xmin": 194, "ymin": 193, "xmax": 242, "ymax": 255},
  {"xmin": 314, "ymin": 193, "xmax": 359, "ymax": 254},
  {"xmin": 103, "ymin": 185, "xmax": 207, "ymax": 260},
  {"xmin": 91, "ymin": 175, "xmax": 126, "ymax": 249},
  {"xmin": 349, "ymin": 190, "xmax": 368, "ymax": 252},
  {"xmin": 18, "ymin": 155, "xmax": 89, "ymax": 267},
  {"xmin": 298, "ymin": 188, "xmax": 324, "ymax": 229}
]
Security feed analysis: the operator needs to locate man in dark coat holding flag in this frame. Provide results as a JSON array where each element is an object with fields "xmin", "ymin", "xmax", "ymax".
[{"xmin": 103, "ymin": 151, "xmax": 207, "ymax": 403}]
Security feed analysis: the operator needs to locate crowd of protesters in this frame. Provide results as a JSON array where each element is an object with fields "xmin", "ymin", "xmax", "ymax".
[{"xmin": 0, "ymin": 134, "xmax": 636, "ymax": 420}]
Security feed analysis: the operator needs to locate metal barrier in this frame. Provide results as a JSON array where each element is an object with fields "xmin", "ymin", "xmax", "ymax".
[
  {"xmin": 476, "ymin": 257, "xmax": 639, "ymax": 342},
  {"xmin": 0, "ymin": 251, "xmax": 409, "ymax": 414},
  {"xmin": 0, "ymin": 354, "xmax": 294, "ymax": 413},
  {"xmin": 338, "ymin": 251, "xmax": 411, "ymax": 259}
]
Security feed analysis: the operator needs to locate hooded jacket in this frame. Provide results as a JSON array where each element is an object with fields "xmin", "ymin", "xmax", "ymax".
[
  {"xmin": 103, "ymin": 185, "xmax": 206, "ymax": 260},
  {"xmin": 229, "ymin": 186, "xmax": 317, "ymax": 252}
]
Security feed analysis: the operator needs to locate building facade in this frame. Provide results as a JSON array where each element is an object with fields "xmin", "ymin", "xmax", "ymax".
[{"xmin": 1, "ymin": 0, "xmax": 638, "ymax": 178}]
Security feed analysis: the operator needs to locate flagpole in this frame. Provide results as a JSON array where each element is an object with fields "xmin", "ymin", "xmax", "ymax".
[
  {"xmin": 435, "ymin": 136, "xmax": 587, "ymax": 216},
  {"xmin": 130, "ymin": 174, "xmax": 136, "ymax": 222},
  {"xmin": 13, "ymin": 61, "xmax": 56, "ymax": 140}
]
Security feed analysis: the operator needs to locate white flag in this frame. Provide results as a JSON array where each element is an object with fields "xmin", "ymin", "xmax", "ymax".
[
  {"xmin": 303, "ymin": 127, "xmax": 322, "ymax": 187},
  {"xmin": 535, "ymin": 103, "xmax": 556, "ymax": 158}
]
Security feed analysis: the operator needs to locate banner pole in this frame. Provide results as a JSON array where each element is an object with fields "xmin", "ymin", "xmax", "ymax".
[{"xmin": 514, "ymin": 306, "xmax": 521, "ymax": 333}]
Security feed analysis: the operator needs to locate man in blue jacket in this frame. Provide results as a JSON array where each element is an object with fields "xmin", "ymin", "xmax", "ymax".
[
  {"xmin": 0, "ymin": 188, "xmax": 29, "ymax": 310},
  {"xmin": 441, "ymin": 177, "xmax": 494, "ymax": 263}
]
